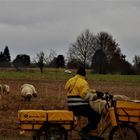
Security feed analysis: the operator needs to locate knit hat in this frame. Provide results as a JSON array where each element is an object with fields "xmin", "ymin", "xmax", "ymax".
[{"xmin": 77, "ymin": 67, "xmax": 86, "ymax": 76}]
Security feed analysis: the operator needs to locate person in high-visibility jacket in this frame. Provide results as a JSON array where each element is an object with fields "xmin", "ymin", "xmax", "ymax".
[{"xmin": 65, "ymin": 67, "xmax": 104, "ymax": 134}]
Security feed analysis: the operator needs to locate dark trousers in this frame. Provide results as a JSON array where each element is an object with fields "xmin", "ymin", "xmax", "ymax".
[{"xmin": 69, "ymin": 104, "xmax": 101, "ymax": 132}]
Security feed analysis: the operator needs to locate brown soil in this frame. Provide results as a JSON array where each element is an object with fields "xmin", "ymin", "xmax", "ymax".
[{"xmin": 0, "ymin": 79, "xmax": 140, "ymax": 139}]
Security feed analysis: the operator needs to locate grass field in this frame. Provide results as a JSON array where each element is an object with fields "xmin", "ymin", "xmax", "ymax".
[{"xmin": 0, "ymin": 68, "xmax": 140, "ymax": 83}]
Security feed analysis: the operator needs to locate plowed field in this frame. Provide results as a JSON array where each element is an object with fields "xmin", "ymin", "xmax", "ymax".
[{"xmin": 0, "ymin": 79, "xmax": 140, "ymax": 139}]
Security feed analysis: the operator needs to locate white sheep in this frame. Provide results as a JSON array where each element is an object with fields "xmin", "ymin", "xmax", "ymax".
[
  {"xmin": 3, "ymin": 84, "xmax": 10, "ymax": 94},
  {"xmin": 20, "ymin": 84, "xmax": 37, "ymax": 101},
  {"xmin": 64, "ymin": 69, "xmax": 72, "ymax": 74},
  {"xmin": 0, "ymin": 84, "xmax": 10, "ymax": 95},
  {"xmin": 90, "ymin": 94, "xmax": 131, "ymax": 114}
]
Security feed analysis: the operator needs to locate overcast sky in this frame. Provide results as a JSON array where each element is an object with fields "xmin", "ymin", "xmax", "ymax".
[{"xmin": 0, "ymin": 0, "xmax": 140, "ymax": 64}]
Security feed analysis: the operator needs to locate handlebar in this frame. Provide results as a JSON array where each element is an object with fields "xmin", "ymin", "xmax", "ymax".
[
  {"xmin": 102, "ymin": 92, "xmax": 114, "ymax": 101},
  {"xmin": 102, "ymin": 92, "xmax": 115, "ymax": 108},
  {"xmin": 96, "ymin": 91, "xmax": 113, "ymax": 101}
]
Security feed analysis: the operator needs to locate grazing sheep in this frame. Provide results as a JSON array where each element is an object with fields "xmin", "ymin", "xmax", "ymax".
[
  {"xmin": 0, "ymin": 84, "xmax": 10, "ymax": 95},
  {"xmin": 20, "ymin": 84, "xmax": 37, "ymax": 101},
  {"xmin": 64, "ymin": 69, "xmax": 72, "ymax": 74},
  {"xmin": 3, "ymin": 84, "xmax": 10, "ymax": 94},
  {"xmin": 90, "ymin": 94, "xmax": 131, "ymax": 114}
]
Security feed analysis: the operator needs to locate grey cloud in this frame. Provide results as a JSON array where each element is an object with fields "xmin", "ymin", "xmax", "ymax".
[{"xmin": 0, "ymin": 0, "xmax": 139, "ymax": 63}]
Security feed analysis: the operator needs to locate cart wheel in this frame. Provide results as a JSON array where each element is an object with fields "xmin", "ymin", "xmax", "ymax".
[
  {"xmin": 109, "ymin": 124, "xmax": 140, "ymax": 140},
  {"xmin": 44, "ymin": 124, "xmax": 68, "ymax": 140},
  {"xmin": 32, "ymin": 134, "xmax": 42, "ymax": 140},
  {"xmin": 32, "ymin": 135, "xmax": 40, "ymax": 140}
]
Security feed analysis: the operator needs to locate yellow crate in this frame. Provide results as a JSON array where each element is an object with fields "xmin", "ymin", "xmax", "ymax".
[
  {"xmin": 46, "ymin": 110, "xmax": 74, "ymax": 130},
  {"xmin": 46, "ymin": 110, "xmax": 74, "ymax": 121},
  {"xmin": 18, "ymin": 110, "xmax": 47, "ymax": 121},
  {"xmin": 18, "ymin": 110, "xmax": 74, "ymax": 131},
  {"xmin": 116, "ymin": 101, "xmax": 140, "ymax": 122},
  {"xmin": 19, "ymin": 123, "xmax": 43, "ymax": 130}
]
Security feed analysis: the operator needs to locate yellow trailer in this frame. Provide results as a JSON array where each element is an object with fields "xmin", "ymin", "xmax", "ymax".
[
  {"xmin": 18, "ymin": 97, "xmax": 140, "ymax": 140},
  {"xmin": 18, "ymin": 109, "xmax": 74, "ymax": 140},
  {"xmin": 116, "ymin": 100, "xmax": 140, "ymax": 123}
]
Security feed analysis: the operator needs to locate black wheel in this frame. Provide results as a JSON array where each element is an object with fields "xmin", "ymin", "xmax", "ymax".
[
  {"xmin": 32, "ymin": 135, "xmax": 41, "ymax": 140},
  {"xmin": 44, "ymin": 124, "xmax": 68, "ymax": 140},
  {"xmin": 109, "ymin": 124, "xmax": 140, "ymax": 140}
]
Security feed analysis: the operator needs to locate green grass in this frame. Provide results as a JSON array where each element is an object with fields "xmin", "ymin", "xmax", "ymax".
[
  {"xmin": 0, "ymin": 69, "xmax": 140, "ymax": 83},
  {"xmin": 0, "ymin": 70, "xmax": 72, "ymax": 80},
  {"xmin": 87, "ymin": 73, "xmax": 140, "ymax": 83}
]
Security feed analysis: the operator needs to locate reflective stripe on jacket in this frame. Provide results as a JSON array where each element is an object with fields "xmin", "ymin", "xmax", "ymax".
[{"xmin": 68, "ymin": 95, "xmax": 88, "ymax": 106}]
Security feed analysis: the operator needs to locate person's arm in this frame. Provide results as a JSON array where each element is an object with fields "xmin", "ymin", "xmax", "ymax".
[
  {"xmin": 65, "ymin": 80, "xmax": 71, "ymax": 92},
  {"xmin": 84, "ymin": 92, "xmax": 97, "ymax": 101},
  {"xmin": 83, "ymin": 90, "xmax": 105, "ymax": 101}
]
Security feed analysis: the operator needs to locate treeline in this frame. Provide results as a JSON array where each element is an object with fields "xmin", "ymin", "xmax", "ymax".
[{"xmin": 0, "ymin": 29, "xmax": 140, "ymax": 74}]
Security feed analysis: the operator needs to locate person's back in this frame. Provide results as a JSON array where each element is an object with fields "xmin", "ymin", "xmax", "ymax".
[{"xmin": 65, "ymin": 74, "xmax": 89, "ymax": 96}]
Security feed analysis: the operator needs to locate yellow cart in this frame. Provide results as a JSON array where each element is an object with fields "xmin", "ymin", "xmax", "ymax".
[
  {"xmin": 18, "ymin": 110, "xmax": 74, "ymax": 140},
  {"xmin": 18, "ymin": 95, "xmax": 140, "ymax": 140}
]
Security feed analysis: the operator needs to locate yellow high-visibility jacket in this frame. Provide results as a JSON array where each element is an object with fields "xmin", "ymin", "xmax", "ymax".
[{"xmin": 65, "ymin": 74, "xmax": 89, "ymax": 98}]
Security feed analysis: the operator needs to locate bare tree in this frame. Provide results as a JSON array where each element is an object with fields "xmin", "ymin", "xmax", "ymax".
[
  {"xmin": 45, "ymin": 49, "xmax": 57, "ymax": 66},
  {"xmin": 34, "ymin": 52, "xmax": 45, "ymax": 73},
  {"xmin": 96, "ymin": 32, "xmax": 119, "ymax": 62},
  {"xmin": 67, "ymin": 29, "xmax": 96, "ymax": 68},
  {"xmin": 133, "ymin": 55, "xmax": 140, "ymax": 67},
  {"xmin": 67, "ymin": 58, "xmax": 83, "ymax": 69},
  {"xmin": 133, "ymin": 55, "xmax": 140, "ymax": 73}
]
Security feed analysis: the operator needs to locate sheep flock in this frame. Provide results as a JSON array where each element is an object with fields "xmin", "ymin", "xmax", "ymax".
[{"xmin": 0, "ymin": 83, "xmax": 37, "ymax": 101}]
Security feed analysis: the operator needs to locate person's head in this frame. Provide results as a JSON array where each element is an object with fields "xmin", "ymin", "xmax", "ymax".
[{"xmin": 77, "ymin": 67, "xmax": 86, "ymax": 76}]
